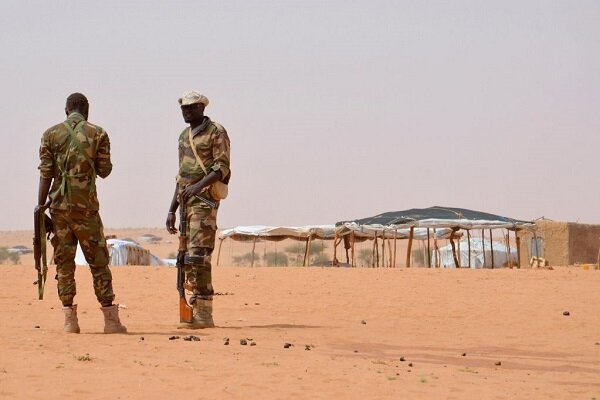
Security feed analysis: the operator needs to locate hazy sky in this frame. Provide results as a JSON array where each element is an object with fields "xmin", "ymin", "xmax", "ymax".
[{"xmin": 1, "ymin": 1, "xmax": 599, "ymax": 231}]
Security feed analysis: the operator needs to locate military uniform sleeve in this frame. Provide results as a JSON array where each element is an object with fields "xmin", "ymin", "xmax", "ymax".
[
  {"xmin": 38, "ymin": 130, "xmax": 55, "ymax": 179},
  {"xmin": 95, "ymin": 129, "xmax": 112, "ymax": 179},
  {"xmin": 211, "ymin": 127, "xmax": 231, "ymax": 179}
]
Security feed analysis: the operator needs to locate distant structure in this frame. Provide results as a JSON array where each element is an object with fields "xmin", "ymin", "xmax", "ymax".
[{"xmin": 519, "ymin": 220, "xmax": 600, "ymax": 267}]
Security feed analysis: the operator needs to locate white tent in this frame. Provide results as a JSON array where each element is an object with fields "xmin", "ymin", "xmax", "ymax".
[
  {"xmin": 431, "ymin": 238, "xmax": 517, "ymax": 268},
  {"xmin": 75, "ymin": 239, "xmax": 167, "ymax": 266}
]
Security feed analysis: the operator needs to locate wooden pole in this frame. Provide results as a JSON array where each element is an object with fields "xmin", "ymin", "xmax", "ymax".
[
  {"xmin": 251, "ymin": 236, "xmax": 257, "ymax": 267},
  {"xmin": 303, "ymin": 237, "xmax": 311, "ymax": 266},
  {"xmin": 506, "ymin": 230, "xmax": 512, "ymax": 269},
  {"xmin": 216, "ymin": 238, "xmax": 224, "ymax": 266},
  {"xmin": 426, "ymin": 228, "xmax": 432, "ymax": 268},
  {"xmin": 393, "ymin": 229, "xmax": 397, "ymax": 268},
  {"xmin": 332, "ymin": 233, "xmax": 338, "ymax": 267},
  {"xmin": 533, "ymin": 231, "xmax": 541, "ymax": 267},
  {"xmin": 381, "ymin": 234, "xmax": 386, "ymax": 268},
  {"xmin": 481, "ymin": 229, "xmax": 486, "ymax": 267},
  {"xmin": 467, "ymin": 230, "xmax": 472, "ymax": 268},
  {"xmin": 456, "ymin": 232, "xmax": 461, "ymax": 268},
  {"xmin": 489, "ymin": 229, "xmax": 495, "ymax": 269},
  {"xmin": 370, "ymin": 233, "xmax": 374, "ymax": 267},
  {"xmin": 351, "ymin": 231, "xmax": 356, "ymax": 268},
  {"xmin": 387, "ymin": 235, "xmax": 392, "ymax": 268},
  {"xmin": 406, "ymin": 227, "xmax": 414, "ymax": 268},
  {"xmin": 515, "ymin": 230, "xmax": 521, "ymax": 269},
  {"xmin": 450, "ymin": 235, "xmax": 459, "ymax": 268}
]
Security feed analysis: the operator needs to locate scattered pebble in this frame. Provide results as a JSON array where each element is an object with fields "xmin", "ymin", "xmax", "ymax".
[
  {"xmin": 140, "ymin": 336, "xmax": 145, "ymax": 341},
  {"xmin": 305, "ymin": 345, "xmax": 311, "ymax": 351},
  {"xmin": 254, "ymin": 302, "xmax": 260, "ymax": 305},
  {"xmin": 240, "ymin": 339, "xmax": 248, "ymax": 345},
  {"xmin": 250, "ymin": 341, "xmax": 256, "ymax": 346},
  {"xmin": 353, "ymin": 350, "xmax": 358, "ymax": 353},
  {"xmin": 169, "ymin": 336, "xmax": 180, "ymax": 340},
  {"xmin": 563, "ymin": 311, "xmax": 570, "ymax": 316},
  {"xmin": 495, "ymin": 361, "xmax": 502, "ymax": 366},
  {"xmin": 462, "ymin": 353, "xmax": 467, "ymax": 357},
  {"xmin": 361, "ymin": 320, "xmax": 367, "ymax": 325},
  {"xmin": 34, "ymin": 326, "xmax": 40, "ymax": 329},
  {"xmin": 224, "ymin": 341, "xmax": 229, "ymax": 346},
  {"xmin": 183, "ymin": 335, "xmax": 200, "ymax": 342},
  {"xmin": 408, "ymin": 362, "xmax": 413, "ymax": 367},
  {"xmin": 284, "ymin": 343, "xmax": 293, "ymax": 349},
  {"xmin": 400, "ymin": 357, "xmax": 406, "ymax": 362},
  {"xmin": 595, "ymin": 342, "xmax": 599, "ymax": 346}
]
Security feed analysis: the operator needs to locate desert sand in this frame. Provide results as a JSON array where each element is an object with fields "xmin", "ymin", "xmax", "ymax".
[{"xmin": 1, "ymin": 229, "xmax": 599, "ymax": 399}]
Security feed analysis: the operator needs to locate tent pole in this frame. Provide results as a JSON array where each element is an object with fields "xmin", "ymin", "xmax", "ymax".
[
  {"xmin": 506, "ymin": 230, "xmax": 512, "ymax": 269},
  {"xmin": 426, "ymin": 228, "xmax": 431, "ymax": 268},
  {"xmin": 216, "ymin": 238, "xmax": 224, "ymax": 267},
  {"xmin": 406, "ymin": 227, "xmax": 414, "ymax": 268},
  {"xmin": 333, "ymin": 233, "xmax": 338, "ymax": 267},
  {"xmin": 251, "ymin": 236, "xmax": 257, "ymax": 267},
  {"xmin": 393, "ymin": 229, "xmax": 397, "ymax": 268},
  {"xmin": 450, "ymin": 234, "xmax": 459, "ymax": 268},
  {"xmin": 481, "ymin": 229, "xmax": 486, "ymax": 267},
  {"xmin": 381, "ymin": 233, "xmax": 386, "ymax": 268},
  {"xmin": 351, "ymin": 231, "xmax": 356, "ymax": 268},
  {"xmin": 387, "ymin": 235, "xmax": 392, "ymax": 268},
  {"xmin": 303, "ymin": 237, "xmax": 311, "ymax": 266},
  {"xmin": 515, "ymin": 229, "xmax": 521, "ymax": 269},
  {"xmin": 533, "ymin": 230, "xmax": 540, "ymax": 268},
  {"xmin": 489, "ymin": 229, "xmax": 495, "ymax": 269},
  {"xmin": 433, "ymin": 229, "xmax": 439, "ymax": 268},
  {"xmin": 467, "ymin": 230, "xmax": 471, "ymax": 268},
  {"xmin": 372, "ymin": 233, "xmax": 377, "ymax": 268},
  {"xmin": 456, "ymin": 231, "xmax": 461, "ymax": 268}
]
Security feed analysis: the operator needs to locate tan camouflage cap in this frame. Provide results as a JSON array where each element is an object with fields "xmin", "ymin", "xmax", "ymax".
[{"xmin": 178, "ymin": 91, "xmax": 209, "ymax": 107}]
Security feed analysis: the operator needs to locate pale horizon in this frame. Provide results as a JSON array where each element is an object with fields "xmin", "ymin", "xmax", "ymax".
[{"xmin": 1, "ymin": 1, "xmax": 599, "ymax": 231}]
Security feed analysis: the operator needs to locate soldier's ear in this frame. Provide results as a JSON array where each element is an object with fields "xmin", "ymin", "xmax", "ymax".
[{"xmin": 65, "ymin": 107, "xmax": 69, "ymax": 116}]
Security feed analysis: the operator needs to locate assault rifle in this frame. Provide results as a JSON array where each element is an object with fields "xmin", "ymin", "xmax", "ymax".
[
  {"xmin": 33, "ymin": 207, "xmax": 52, "ymax": 300},
  {"xmin": 176, "ymin": 203, "xmax": 193, "ymax": 323}
]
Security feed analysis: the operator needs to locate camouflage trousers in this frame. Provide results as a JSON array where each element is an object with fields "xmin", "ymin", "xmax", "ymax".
[
  {"xmin": 50, "ymin": 209, "xmax": 115, "ymax": 306},
  {"xmin": 185, "ymin": 204, "xmax": 218, "ymax": 296}
]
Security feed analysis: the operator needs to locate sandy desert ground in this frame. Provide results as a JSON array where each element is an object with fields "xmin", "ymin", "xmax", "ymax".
[{"xmin": 1, "ymin": 229, "xmax": 599, "ymax": 399}]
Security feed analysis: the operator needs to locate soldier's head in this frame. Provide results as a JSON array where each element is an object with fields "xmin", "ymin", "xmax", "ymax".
[
  {"xmin": 65, "ymin": 93, "xmax": 89, "ymax": 119},
  {"xmin": 178, "ymin": 91, "xmax": 208, "ymax": 125}
]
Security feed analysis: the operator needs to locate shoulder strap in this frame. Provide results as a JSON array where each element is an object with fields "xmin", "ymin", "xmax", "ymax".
[{"xmin": 188, "ymin": 127, "xmax": 208, "ymax": 175}]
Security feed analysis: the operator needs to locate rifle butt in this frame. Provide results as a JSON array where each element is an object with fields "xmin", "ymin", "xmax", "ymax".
[{"xmin": 179, "ymin": 297, "xmax": 193, "ymax": 323}]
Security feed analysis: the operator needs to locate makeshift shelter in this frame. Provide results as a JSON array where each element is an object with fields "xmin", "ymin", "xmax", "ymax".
[
  {"xmin": 216, "ymin": 225, "xmax": 336, "ymax": 266},
  {"xmin": 336, "ymin": 206, "xmax": 535, "ymax": 268},
  {"xmin": 432, "ymin": 238, "xmax": 518, "ymax": 268},
  {"xmin": 75, "ymin": 239, "xmax": 167, "ymax": 266}
]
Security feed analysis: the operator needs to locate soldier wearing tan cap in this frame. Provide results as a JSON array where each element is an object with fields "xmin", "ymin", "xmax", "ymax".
[{"xmin": 166, "ymin": 90, "xmax": 231, "ymax": 328}]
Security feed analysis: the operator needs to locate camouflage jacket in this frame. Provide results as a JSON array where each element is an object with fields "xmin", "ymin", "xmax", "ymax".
[
  {"xmin": 38, "ymin": 112, "xmax": 112, "ymax": 211},
  {"xmin": 177, "ymin": 116, "xmax": 231, "ymax": 196}
]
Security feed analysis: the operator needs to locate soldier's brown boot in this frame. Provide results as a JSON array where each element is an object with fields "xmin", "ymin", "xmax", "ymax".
[
  {"xmin": 101, "ymin": 304, "xmax": 127, "ymax": 334},
  {"xmin": 190, "ymin": 296, "xmax": 215, "ymax": 329},
  {"xmin": 62, "ymin": 305, "xmax": 81, "ymax": 334}
]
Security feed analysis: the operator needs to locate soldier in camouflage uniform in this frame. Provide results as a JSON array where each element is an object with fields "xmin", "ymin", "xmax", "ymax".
[
  {"xmin": 36, "ymin": 93, "xmax": 126, "ymax": 334},
  {"xmin": 166, "ymin": 90, "xmax": 231, "ymax": 329}
]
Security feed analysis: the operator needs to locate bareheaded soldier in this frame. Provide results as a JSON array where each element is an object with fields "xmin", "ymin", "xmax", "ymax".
[
  {"xmin": 166, "ymin": 90, "xmax": 231, "ymax": 328},
  {"xmin": 36, "ymin": 93, "xmax": 126, "ymax": 334}
]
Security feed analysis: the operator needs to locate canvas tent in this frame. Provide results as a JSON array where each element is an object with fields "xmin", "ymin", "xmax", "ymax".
[
  {"xmin": 336, "ymin": 206, "xmax": 535, "ymax": 268},
  {"xmin": 75, "ymin": 239, "xmax": 167, "ymax": 266}
]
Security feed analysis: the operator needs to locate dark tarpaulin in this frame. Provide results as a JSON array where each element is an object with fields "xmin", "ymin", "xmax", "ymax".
[{"xmin": 336, "ymin": 206, "xmax": 532, "ymax": 227}]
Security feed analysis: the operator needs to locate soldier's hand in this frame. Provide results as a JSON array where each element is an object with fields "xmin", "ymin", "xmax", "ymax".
[
  {"xmin": 166, "ymin": 212, "xmax": 177, "ymax": 234},
  {"xmin": 180, "ymin": 182, "xmax": 203, "ymax": 204}
]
